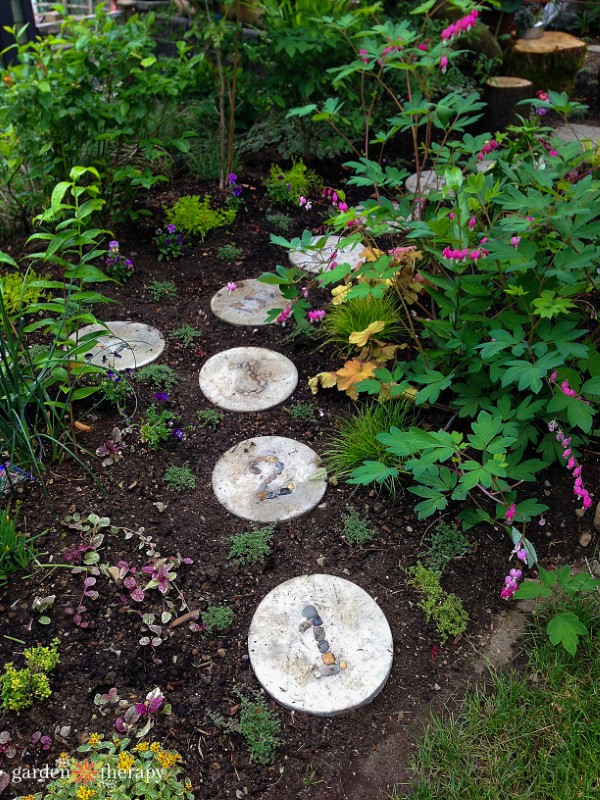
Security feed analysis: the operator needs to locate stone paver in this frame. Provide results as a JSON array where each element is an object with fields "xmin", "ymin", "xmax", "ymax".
[
  {"xmin": 553, "ymin": 123, "xmax": 600, "ymax": 145},
  {"xmin": 212, "ymin": 436, "xmax": 326, "ymax": 523},
  {"xmin": 210, "ymin": 278, "xmax": 285, "ymax": 326},
  {"xmin": 248, "ymin": 574, "xmax": 393, "ymax": 716},
  {"xmin": 288, "ymin": 234, "xmax": 365, "ymax": 274},
  {"xmin": 199, "ymin": 347, "xmax": 298, "ymax": 412},
  {"xmin": 69, "ymin": 321, "xmax": 165, "ymax": 370}
]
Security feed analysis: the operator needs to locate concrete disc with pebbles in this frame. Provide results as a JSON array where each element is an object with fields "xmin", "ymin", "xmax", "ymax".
[
  {"xmin": 405, "ymin": 169, "xmax": 446, "ymax": 195},
  {"xmin": 248, "ymin": 573, "xmax": 393, "ymax": 716},
  {"xmin": 199, "ymin": 347, "xmax": 298, "ymax": 412},
  {"xmin": 212, "ymin": 436, "xmax": 326, "ymax": 522},
  {"xmin": 210, "ymin": 279, "xmax": 286, "ymax": 326},
  {"xmin": 69, "ymin": 321, "xmax": 165, "ymax": 370},
  {"xmin": 288, "ymin": 235, "xmax": 365, "ymax": 274}
]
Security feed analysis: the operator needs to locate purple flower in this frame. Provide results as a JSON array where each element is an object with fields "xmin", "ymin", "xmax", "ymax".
[
  {"xmin": 510, "ymin": 236, "xmax": 521, "ymax": 248},
  {"xmin": 166, "ymin": 223, "xmax": 177, "ymax": 234},
  {"xmin": 172, "ymin": 428, "xmax": 185, "ymax": 442},
  {"xmin": 135, "ymin": 703, "xmax": 148, "ymax": 716},
  {"xmin": 232, "ymin": 185, "xmax": 243, "ymax": 197},
  {"xmin": 228, "ymin": 173, "xmax": 238, "ymax": 184},
  {"xmin": 153, "ymin": 392, "xmax": 169, "ymax": 403},
  {"xmin": 125, "ymin": 259, "xmax": 133, "ymax": 270},
  {"xmin": 109, "ymin": 240, "xmax": 119, "ymax": 250}
]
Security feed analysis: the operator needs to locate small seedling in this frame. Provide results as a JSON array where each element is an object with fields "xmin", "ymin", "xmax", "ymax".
[
  {"xmin": 169, "ymin": 325, "xmax": 203, "ymax": 348},
  {"xmin": 202, "ymin": 605, "xmax": 234, "ymax": 633},
  {"xmin": 139, "ymin": 405, "xmax": 176, "ymax": 450},
  {"xmin": 217, "ymin": 244, "xmax": 243, "ymax": 262},
  {"xmin": 146, "ymin": 280, "xmax": 178, "ymax": 301},
  {"xmin": 266, "ymin": 211, "xmax": 293, "ymax": 233},
  {"xmin": 422, "ymin": 522, "xmax": 470, "ymax": 573},
  {"xmin": 285, "ymin": 402, "xmax": 316, "ymax": 422},
  {"xmin": 339, "ymin": 507, "xmax": 376, "ymax": 549},
  {"xmin": 164, "ymin": 463, "xmax": 196, "ymax": 491},
  {"xmin": 137, "ymin": 364, "xmax": 178, "ymax": 392},
  {"xmin": 197, "ymin": 408, "xmax": 224, "ymax": 431},
  {"xmin": 228, "ymin": 525, "xmax": 274, "ymax": 565},
  {"xmin": 406, "ymin": 563, "xmax": 469, "ymax": 643}
]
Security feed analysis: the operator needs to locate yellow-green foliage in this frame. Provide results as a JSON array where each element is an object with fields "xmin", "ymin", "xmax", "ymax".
[
  {"xmin": 0, "ymin": 638, "xmax": 60, "ymax": 712},
  {"xmin": 165, "ymin": 195, "xmax": 236, "ymax": 241},
  {"xmin": 406, "ymin": 563, "xmax": 468, "ymax": 643},
  {"xmin": 0, "ymin": 269, "xmax": 44, "ymax": 316},
  {"xmin": 266, "ymin": 160, "xmax": 322, "ymax": 206}
]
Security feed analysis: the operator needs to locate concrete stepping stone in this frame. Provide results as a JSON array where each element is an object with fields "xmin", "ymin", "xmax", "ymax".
[
  {"xmin": 288, "ymin": 235, "xmax": 365, "ymax": 274},
  {"xmin": 405, "ymin": 169, "xmax": 446, "ymax": 195},
  {"xmin": 553, "ymin": 123, "xmax": 600, "ymax": 145},
  {"xmin": 248, "ymin": 573, "xmax": 394, "ymax": 716},
  {"xmin": 199, "ymin": 347, "xmax": 298, "ymax": 412},
  {"xmin": 210, "ymin": 278, "xmax": 285, "ymax": 326},
  {"xmin": 212, "ymin": 436, "xmax": 326, "ymax": 523},
  {"xmin": 69, "ymin": 321, "xmax": 165, "ymax": 370}
]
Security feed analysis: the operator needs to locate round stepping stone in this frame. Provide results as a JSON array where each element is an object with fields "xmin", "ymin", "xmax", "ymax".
[
  {"xmin": 210, "ymin": 279, "xmax": 286, "ymax": 326},
  {"xmin": 288, "ymin": 235, "xmax": 365, "ymax": 274},
  {"xmin": 405, "ymin": 169, "xmax": 446, "ymax": 195},
  {"xmin": 554, "ymin": 123, "xmax": 600, "ymax": 146},
  {"xmin": 69, "ymin": 321, "xmax": 165, "ymax": 370},
  {"xmin": 248, "ymin": 574, "xmax": 393, "ymax": 716},
  {"xmin": 212, "ymin": 436, "xmax": 326, "ymax": 523},
  {"xmin": 199, "ymin": 347, "xmax": 298, "ymax": 412}
]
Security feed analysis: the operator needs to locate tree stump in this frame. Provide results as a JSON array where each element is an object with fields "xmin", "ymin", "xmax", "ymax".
[
  {"xmin": 483, "ymin": 76, "xmax": 534, "ymax": 132},
  {"xmin": 506, "ymin": 31, "xmax": 587, "ymax": 96}
]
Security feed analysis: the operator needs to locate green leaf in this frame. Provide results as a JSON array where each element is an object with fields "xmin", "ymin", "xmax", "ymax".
[
  {"xmin": 513, "ymin": 581, "xmax": 553, "ymax": 600},
  {"xmin": 348, "ymin": 461, "xmax": 399, "ymax": 486},
  {"xmin": 547, "ymin": 612, "xmax": 588, "ymax": 655}
]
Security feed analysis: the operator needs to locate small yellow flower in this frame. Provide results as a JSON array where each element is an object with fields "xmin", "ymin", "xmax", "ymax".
[
  {"xmin": 117, "ymin": 752, "xmax": 135, "ymax": 771},
  {"xmin": 185, "ymin": 778, "xmax": 192, "ymax": 790},
  {"xmin": 22, "ymin": 795, "xmax": 36, "ymax": 800},
  {"xmin": 156, "ymin": 751, "xmax": 181, "ymax": 769},
  {"xmin": 76, "ymin": 788, "xmax": 95, "ymax": 800},
  {"xmin": 149, "ymin": 742, "xmax": 161, "ymax": 753},
  {"xmin": 134, "ymin": 742, "xmax": 149, "ymax": 752},
  {"xmin": 88, "ymin": 733, "xmax": 101, "ymax": 746}
]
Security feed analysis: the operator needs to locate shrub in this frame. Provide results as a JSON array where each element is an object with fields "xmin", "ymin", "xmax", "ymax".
[
  {"xmin": 165, "ymin": 195, "xmax": 236, "ymax": 241},
  {"xmin": 228, "ymin": 526, "xmax": 274, "ymax": 564},
  {"xmin": 164, "ymin": 463, "xmax": 196, "ymax": 491},
  {"xmin": 265, "ymin": 160, "xmax": 322, "ymax": 206},
  {"xmin": 0, "ymin": 639, "xmax": 60, "ymax": 712},
  {"xmin": 137, "ymin": 364, "xmax": 178, "ymax": 392},
  {"xmin": 339, "ymin": 507, "xmax": 376, "ymax": 549},
  {"xmin": 406, "ymin": 563, "xmax": 469, "ymax": 643},
  {"xmin": 422, "ymin": 522, "xmax": 470, "ymax": 573},
  {"xmin": 202, "ymin": 605, "xmax": 234, "ymax": 633}
]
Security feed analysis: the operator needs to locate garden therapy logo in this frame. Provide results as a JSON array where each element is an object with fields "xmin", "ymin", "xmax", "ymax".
[{"xmin": 12, "ymin": 736, "xmax": 194, "ymax": 800}]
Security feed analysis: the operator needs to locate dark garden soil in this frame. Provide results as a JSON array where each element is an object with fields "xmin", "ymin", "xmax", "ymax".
[{"xmin": 2, "ymin": 96, "xmax": 600, "ymax": 798}]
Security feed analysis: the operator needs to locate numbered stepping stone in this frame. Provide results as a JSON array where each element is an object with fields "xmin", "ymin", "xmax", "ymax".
[
  {"xmin": 199, "ymin": 347, "xmax": 298, "ymax": 412},
  {"xmin": 288, "ymin": 235, "xmax": 365, "ymax": 274},
  {"xmin": 212, "ymin": 436, "xmax": 326, "ymax": 523},
  {"xmin": 405, "ymin": 169, "xmax": 446, "ymax": 195},
  {"xmin": 211, "ymin": 279, "xmax": 286, "ymax": 326},
  {"xmin": 69, "ymin": 321, "xmax": 165, "ymax": 371},
  {"xmin": 248, "ymin": 574, "xmax": 393, "ymax": 716}
]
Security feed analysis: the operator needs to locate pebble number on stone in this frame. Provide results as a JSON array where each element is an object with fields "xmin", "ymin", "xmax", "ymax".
[{"xmin": 300, "ymin": 604, "xmax": 347, "ymax": 678}]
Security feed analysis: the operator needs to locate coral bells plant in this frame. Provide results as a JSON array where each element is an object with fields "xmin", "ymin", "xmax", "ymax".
[
  {"xmin": 104, "ymin": 240, "xmax": 134, "ymax": 283},
  {"xmin": 154, "ymin": 224, "xmax": 185, "ymax": 262}
]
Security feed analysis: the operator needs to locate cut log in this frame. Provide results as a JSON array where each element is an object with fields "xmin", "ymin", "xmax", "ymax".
[
  {"xmin": 483, "ymin": 76, "xmax": 534, "ymax": 132},
  {"xmin": 506, "ymin": 31, "xmax": 587, "ymax": 96}
]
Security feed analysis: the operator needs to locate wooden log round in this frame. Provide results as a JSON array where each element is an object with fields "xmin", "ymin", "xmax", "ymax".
[
  {"xmin": 483, "ymin": 76, "xmax": 534, "ymax": 132},
  {"xmin": 506, "ymin": 31, "xmax": 587, "ymax": 96}
]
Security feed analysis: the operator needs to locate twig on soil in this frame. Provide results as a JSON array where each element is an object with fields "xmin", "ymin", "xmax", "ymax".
[{"xmin": 168, "ymin": 609, "xmax": 201, "ymax": 629}]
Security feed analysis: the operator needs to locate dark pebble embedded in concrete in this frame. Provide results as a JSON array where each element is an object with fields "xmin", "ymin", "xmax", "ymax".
[
  {"xmin": 302, "ymin": 605, "xmax": 317, "ymax": 618},
  {"xmin": 312, "ymin": 614, "xmax": 323, "ymax": 626},
  {"xmin": 319, "ymin": 664, "xmax": 340, "ymax": 677},
  {"xmin": 318, "ymin": 641, "xmax": 329, "ymax": 653},
  {"xmin": 313, "ymin": 626, "xmax": 325, "ymax": 641}
]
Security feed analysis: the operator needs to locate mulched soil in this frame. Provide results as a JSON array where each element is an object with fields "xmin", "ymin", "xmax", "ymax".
[{"xmin": 2, "ymin": 56, "xmax": 600, "ymax": 798}]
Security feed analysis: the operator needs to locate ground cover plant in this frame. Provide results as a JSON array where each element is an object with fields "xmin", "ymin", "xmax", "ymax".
[{"xmin": 1, "ymin": 0, "xmax": 600, "ymax": 798}]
